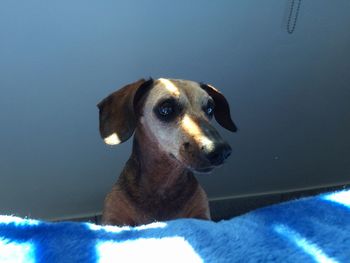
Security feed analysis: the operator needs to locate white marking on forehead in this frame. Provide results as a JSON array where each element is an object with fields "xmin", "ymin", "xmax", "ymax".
[
  {"xmin": 181, "ymin": 114, "xmax": 214, "ymax": 151},
  {"xmin": 158, "ymin": 78, "xmax": 180, "ymax": 97},
  {"xmin": 104, "ymin": 133, "xmax": 121, "ymax": 145}
]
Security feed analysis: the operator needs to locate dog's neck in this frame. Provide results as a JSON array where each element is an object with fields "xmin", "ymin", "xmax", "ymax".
[{"xmin": 123, "ymin": 128, "xmax": 197, "ymax": 198}]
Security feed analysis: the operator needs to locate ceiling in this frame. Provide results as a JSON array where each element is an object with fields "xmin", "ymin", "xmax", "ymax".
[{"xmin": 0, "ymin": 0, "xmax": 349, "ymax": 220}]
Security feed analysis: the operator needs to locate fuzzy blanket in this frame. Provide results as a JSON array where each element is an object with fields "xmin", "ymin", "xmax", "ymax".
[{"xmin": 1, "ymin": 190, "xmax": 350, "ymax": 262}]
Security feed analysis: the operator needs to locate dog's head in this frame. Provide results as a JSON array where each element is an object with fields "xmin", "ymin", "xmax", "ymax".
[{"xmin": 98, "ymin": 78, "xmax": 237, "ymax": 173}]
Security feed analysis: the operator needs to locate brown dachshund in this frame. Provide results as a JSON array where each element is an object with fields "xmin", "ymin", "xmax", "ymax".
[{"xmin": 98, "ymin": 78, "xmax": 237, "ymax": 226}]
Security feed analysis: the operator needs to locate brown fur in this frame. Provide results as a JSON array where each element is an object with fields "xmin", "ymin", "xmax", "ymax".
[{"xmin": 98, "ymin": 78, "xmax": 236, "ymax": 226}]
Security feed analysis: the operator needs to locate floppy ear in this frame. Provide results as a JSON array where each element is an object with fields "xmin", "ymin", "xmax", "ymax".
[
  {"xmin": 97, "ymin": 78, "xmax": 153, "ymax": 145},
  {"xmin": 200, "ymin": 83, "xmax": 237, "ymax": 132}
]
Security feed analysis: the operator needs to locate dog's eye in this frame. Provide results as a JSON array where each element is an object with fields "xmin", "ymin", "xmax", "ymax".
[
  {"xmin": 155, "ymin": 99, "xmax": 178, "ymax": 121},
  {"xmin": 205, "ymin": 101, "xmax": 215, "ymax": 117},
  {"xmin": 159, "ymin": 103, "xmax": 173, "ymax": 116}
]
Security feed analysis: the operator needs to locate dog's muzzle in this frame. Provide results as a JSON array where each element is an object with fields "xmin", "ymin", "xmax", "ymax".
[
  {"xmin": 204, "ymin": 142, "xmax": 232, "ymax": 166},
  {"xmin": 199, "ymin": 120, "xmax": 232, "ymax": 166}
]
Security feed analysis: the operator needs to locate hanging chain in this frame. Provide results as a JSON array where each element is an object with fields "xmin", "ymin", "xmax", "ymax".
[{"xmin": 287, "ymin": 0, "xmax": 302, "ymax": 34}]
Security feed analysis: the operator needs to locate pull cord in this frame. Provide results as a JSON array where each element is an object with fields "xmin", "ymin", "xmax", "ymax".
[{"xmin": 287, "ymin": 0, "xmax": 302, "ymax": 34}]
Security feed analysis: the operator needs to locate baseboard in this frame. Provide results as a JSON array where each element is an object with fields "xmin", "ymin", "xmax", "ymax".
[
  {"xmin": 54, "ymin": 183, "xmax": 350, "ymax": 224},
  {"xmin": 210, "ymin": 183, "xmax": 350, "ymax": 221}
]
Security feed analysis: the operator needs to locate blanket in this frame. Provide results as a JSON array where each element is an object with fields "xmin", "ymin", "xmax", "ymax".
[{"xmin": 1, "ymin": 189, "xmax": 350, "ymax": 262}]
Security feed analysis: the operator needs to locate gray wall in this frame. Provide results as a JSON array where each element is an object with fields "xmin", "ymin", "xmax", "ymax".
[{"xmin": 0, "ymin": 0, "xmax": 349, "ymax": 220}]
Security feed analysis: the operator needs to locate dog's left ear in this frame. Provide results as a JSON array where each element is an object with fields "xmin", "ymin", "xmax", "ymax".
[
  {"xmin": 200, "ymin": 83, "xmax": 237, "ymax": 132},
  {"xmin": 97, "ymin": 78, "xmax": 153, "ymax": 145}
]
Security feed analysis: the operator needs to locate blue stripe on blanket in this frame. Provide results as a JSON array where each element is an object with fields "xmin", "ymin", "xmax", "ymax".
[{"xmin": 0, "ymin": 189, "xmax": 349, "ymax": 262}]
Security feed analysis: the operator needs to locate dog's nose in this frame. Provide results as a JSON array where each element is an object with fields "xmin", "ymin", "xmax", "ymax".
[{"xmin": 205, "ymin": 143, "xmax": 232, "ymax": 166}]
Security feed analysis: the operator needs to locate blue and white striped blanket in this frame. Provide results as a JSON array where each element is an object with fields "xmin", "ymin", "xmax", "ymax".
[{"xmin": 1, "ymin": 190, "xmax": 349, "ymax": 262}]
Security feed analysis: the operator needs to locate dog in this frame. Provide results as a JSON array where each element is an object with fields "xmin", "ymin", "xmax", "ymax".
[{"xmin": 97, "ymin": 78, "xmax": 237, "ymax": 226}]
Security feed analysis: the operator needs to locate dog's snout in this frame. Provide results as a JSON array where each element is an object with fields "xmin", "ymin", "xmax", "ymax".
[{"xmin": 205, "ymin": 143, "xmax": 232, "ymax": 166}]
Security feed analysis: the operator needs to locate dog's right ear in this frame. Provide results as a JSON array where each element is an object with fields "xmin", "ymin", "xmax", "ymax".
[
  {"xmin": 200, "ymin": 83, "xmax": 237, "ymax": 132},
  {"xmin": 97, "ymin": 78, "xmax": 153, "ymax": 145}
]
